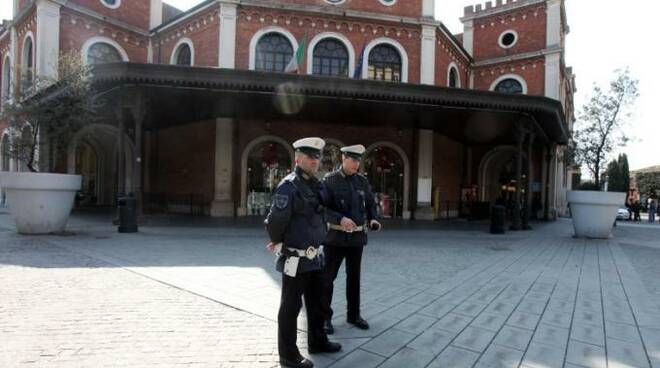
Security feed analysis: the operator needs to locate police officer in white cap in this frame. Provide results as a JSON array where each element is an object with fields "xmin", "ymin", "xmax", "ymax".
[
  {"xmin": 320, "ymin": 144, "xmax": 381, "ymax": 334},
  {"xmin": 265, "ymin": 137, "xmax": 341, "ymax": 368}
]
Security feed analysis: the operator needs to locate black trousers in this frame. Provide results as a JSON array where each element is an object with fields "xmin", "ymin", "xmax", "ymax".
[
  {"xmin": 278, "ymin": 269, "xmax": 327, "ymax": 360},
  {"xmin": 321, "ymin": 245, "xmax": 364, "ymax": 321}
]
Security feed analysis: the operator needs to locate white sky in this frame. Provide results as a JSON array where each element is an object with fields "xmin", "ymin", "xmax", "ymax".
[{"xmin": 1, "ymin": 1, "xmax": 657, "ymax": 170}]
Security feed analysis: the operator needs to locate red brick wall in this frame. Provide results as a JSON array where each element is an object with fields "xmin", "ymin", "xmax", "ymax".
[
  {"xmin": 238, "ymin": 119, "xmax": 414, "ymax": 165},
  {"xmin": 68, "ymin": 0, "xmax": 151, "ymax": 31},
  {"xmin": 155, "ymin": 7, "xmax": 220, "ymax": 67},
  {"xmin": 236, "ymin": 6, "xmax": 422, "ymax": 83},
  {"xmin": 433, "ymin": 134, "xmax": 464, "ymax": 203},
  {"xmin": 471, "ymin": 4, "xmax": 547, "ymax": 61},
  {"xmin": 152, "ymin": 120, "xmax": 215, "ymax": 196},
  {"xmin": 278, "ymin": 0, "xmax": 423, "ymax": 18},
  {"xmin": 60, "ymin": 11, "xmax": 149, "ymax": 63},
  {"xmin": 473, "ymin": 56, "xmax": 545, "ymax": 96},
  {"xmin": 435, "ymin": 31, "xmax": 470, "ymax": 88}
]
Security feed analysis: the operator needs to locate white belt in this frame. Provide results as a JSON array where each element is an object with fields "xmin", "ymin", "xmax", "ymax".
[
  {"xmin": 274, "ymin": 243, "xmax": 323, "ymax": 260},
  {"xmin": 328, "ymin": 224, "xmax": 365, "ymax": 233}
]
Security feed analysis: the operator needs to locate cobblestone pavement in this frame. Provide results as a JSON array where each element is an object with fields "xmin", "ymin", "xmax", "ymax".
[
  {"xmin": 0, "ymin": 232, "xmax": 284, "ymax": 368},
  {"xmin": 1, "ymin": 210, "xmax": 660, "ymax": 368}
]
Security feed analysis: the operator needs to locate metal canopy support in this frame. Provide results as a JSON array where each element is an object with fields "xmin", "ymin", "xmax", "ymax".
[
  {"xmin": 544, "ymin": 145, "xmax": 553, "ymax": 221},
  {"xmin": 510, "ymin": 124, "xmax": 524, "ymax": 231},
  {"xmin": 128, "ymin": 90, "xmax": 147, "ymax": 219},
  {"xmin": 523, "ymin": 133, "xmax": 535, "ymax": 230}
]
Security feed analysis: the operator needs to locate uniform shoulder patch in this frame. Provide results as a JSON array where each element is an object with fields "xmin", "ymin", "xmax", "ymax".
[{"xmin": 273, "ymin": 194, "xmax": 289, "ymax": 210}]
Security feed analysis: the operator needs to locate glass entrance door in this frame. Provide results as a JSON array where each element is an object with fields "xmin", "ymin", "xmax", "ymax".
[{"xmin": 364, "ymin": 146, "xmax": 404, "ymax": 218}]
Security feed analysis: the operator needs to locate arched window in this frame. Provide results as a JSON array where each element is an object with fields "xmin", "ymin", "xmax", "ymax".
[
  {"xmin": 100, "ymin": 0, "xmax": 120, "ymax": 9},
  {"xmin": 86, "ymin": 42, "xmax": 123, "ymax": 65},
  {"xmin": 1, "ymin": 56, "xmax": 11, "ymax": 102},
  {"xmin": 255, "ymin": 33, "xmax": 293, "ymax": 72},
  {"xmin": 368, "ymin": 44, "xmax": 401, "ymax": 82},
  {"xmin": 174, "ymin": 44, "xmax": 192, "ymax": 66},
  {"xmin": 23, "ymin": 36, "xmax": 34, "ymax": 89},
  {"xmin": 319, "ymin": 142, "xmax": 342, "ymax": 177},
  {"xmin": 494, "ymin": 78, "xmax": 524, "ymax": 94},
  {"xmin": 1, "ymin": 134, "xmax": 9, "ymax": 171},
  {"xmin": 448, "ymin": 67, "xmax": 459, "ymax": 88},
  {"xmin": 312, "ymin": 39, "xmax": 349, "ymax": 77}
]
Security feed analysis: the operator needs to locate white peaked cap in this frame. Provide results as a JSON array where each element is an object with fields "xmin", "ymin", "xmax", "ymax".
[
  {"xmin": 340, "ymin": 144, "xmax": 366, "ymax": 155},
  {"xmin": 293, "ymin": 137, "xmax": 326, "ymax": 150}
]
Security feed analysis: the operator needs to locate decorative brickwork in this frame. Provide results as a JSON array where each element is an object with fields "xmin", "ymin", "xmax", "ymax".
[{"xmin": 60, "ymin": 10, "xmax": 149, "ymax": 63}]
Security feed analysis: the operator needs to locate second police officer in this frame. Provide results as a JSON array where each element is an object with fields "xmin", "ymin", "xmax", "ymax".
[
  {"xmin": 265, "ymin": 137, "xmax": 342, "ymax": 368},
  {"xmin": 320, "ymin": 144, "xmax": 381, "ymax": 334}
]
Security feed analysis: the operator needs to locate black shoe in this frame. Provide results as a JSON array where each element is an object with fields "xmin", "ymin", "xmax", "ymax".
[
  {"xmin": 347, "ymin": 316, "xmax": 370, "ymax": 330},
  {"xmin": 323, "ymin": 320, "xmax": 334, "ymax": 335},
  {"xmin": 280, "ymin": 356, "xmax": 313, "ymax": 368},
  {"xmin": 308, "ymin": 341, "xmax": 342, "ymax": 354}
]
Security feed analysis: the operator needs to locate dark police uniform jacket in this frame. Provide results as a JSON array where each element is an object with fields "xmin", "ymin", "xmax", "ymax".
[
  {"xmin": 321, "ymin": 169, "xmax": 378, "ymax": 247},
  {"xmin": 265, "ymin": 166, "xmax": 327, "ymax": 274}
]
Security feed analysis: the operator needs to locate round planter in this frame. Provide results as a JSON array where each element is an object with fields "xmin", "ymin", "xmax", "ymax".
[
  {"xmin": 566, "ymin": 190, "xmax": 626, "ymax": 239},
  {"xmin": 0, "ymin": 172, "xmax": 82, "ymax": 234}
]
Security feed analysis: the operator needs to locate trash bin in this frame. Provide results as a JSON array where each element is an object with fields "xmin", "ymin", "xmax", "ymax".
[
  {"xmin": 490, "ymin": 205, "xmax": 506, "ymax": 234},
  {"xmin": 118, "ymin": 194, "xmax": 138, "ymax": 233}
]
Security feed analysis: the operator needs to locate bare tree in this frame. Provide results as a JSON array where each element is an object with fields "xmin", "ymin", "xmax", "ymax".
[
  {"xmin": 1, "ymin": 52, "xmax": 101, "ymax": 172},
  {"xmin": 571, "ymin": 68, "xmax": 639, "ymax": 189}
]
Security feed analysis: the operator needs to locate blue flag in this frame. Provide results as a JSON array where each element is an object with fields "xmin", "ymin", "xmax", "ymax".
[{"xmin": 353, "ymin": 44, "xmax": 367, "ymax": 79}]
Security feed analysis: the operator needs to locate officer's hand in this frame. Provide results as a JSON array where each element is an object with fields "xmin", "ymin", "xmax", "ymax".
[
  {"xmin": 369, "ymin": 220, "xmax": 382, "ymax": 231},
  {"xmin": 340, "ymin": 217, "xmax": 357, "ymax": 232}
]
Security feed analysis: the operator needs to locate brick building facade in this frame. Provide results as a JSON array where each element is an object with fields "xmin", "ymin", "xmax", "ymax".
[{"xmin": 0, "ymin": 0, "xmax": 575, "ymax": 221}]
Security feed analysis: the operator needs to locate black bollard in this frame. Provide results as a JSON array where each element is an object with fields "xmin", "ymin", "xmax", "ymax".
[{"xmin": 118, "ymin": 193, "xmax": 138, "ymax": 233}]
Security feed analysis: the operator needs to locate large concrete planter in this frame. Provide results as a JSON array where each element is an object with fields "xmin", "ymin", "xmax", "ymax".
[
  {"xmin": 567, "ymin": 190, "xmax": 626, "ymax": 239},
  {"xmin": 0, "ymin": 172, "xmax": 82, "ymax": 234}
]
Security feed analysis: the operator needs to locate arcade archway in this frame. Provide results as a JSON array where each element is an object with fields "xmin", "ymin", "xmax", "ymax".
[{"xmin": 364, "ymin": 144, "xmax": 408, "ymax": 218}]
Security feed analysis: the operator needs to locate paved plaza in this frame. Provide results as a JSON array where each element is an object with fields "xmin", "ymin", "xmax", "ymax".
[{"xmin": 1, "ymin": 209, "xmax": 660, "ymax": 368}]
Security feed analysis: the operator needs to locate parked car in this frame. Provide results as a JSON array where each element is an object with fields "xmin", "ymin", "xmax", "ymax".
[{"xmin": 616, "ymin": 206, "xmax": 629, "ymax": 220}]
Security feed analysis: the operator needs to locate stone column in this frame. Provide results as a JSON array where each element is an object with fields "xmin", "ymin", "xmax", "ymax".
[
  {"xmin": 35, "ymin": 0, "xmax": 61, "ymax": 80},
  {"xmin": 546, "ymin": 0, "xmax": 562, "ymax": 48},
  {"xmin": 420, "ymin": 25, "xmax": 436, "ymax": 85},
  {"xmin": 422, "ymin": 0, "xmax": 435, "ymax": 17},
  {"xmin": 218, "ymin": 3, "xmax": 237, "ymax": 69},
  {"xmin": 416, "ymin": 129, "xmax": 434, "ymax": 220},
  {"xmin": 150, "ymin": 0, "xmax": 163, "ymax": 30},
  {"xmin": 210, "ymin": 118, "xmax": 235, "ymax": 217},
  {"xmin": 545, "ymin": 53, "xmax": 561, "ymax": 101},
  {"xmin": 510, "ymin": 128, "xmax": 524, "ymax": 230},
  {"xmin": 462, "ymin": 20, "xmax": 474, "ymax": 56}
]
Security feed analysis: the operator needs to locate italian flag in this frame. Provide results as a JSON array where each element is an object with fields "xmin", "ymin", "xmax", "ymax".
[{"xmin": 285, "ymin": 33, "xmax": 307, "ymax": 73}]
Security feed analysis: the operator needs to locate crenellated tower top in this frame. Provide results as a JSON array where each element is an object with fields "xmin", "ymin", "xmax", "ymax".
[{"xmin": 462, "ymin": 0, "xmax": 545, "ymax": 20}]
